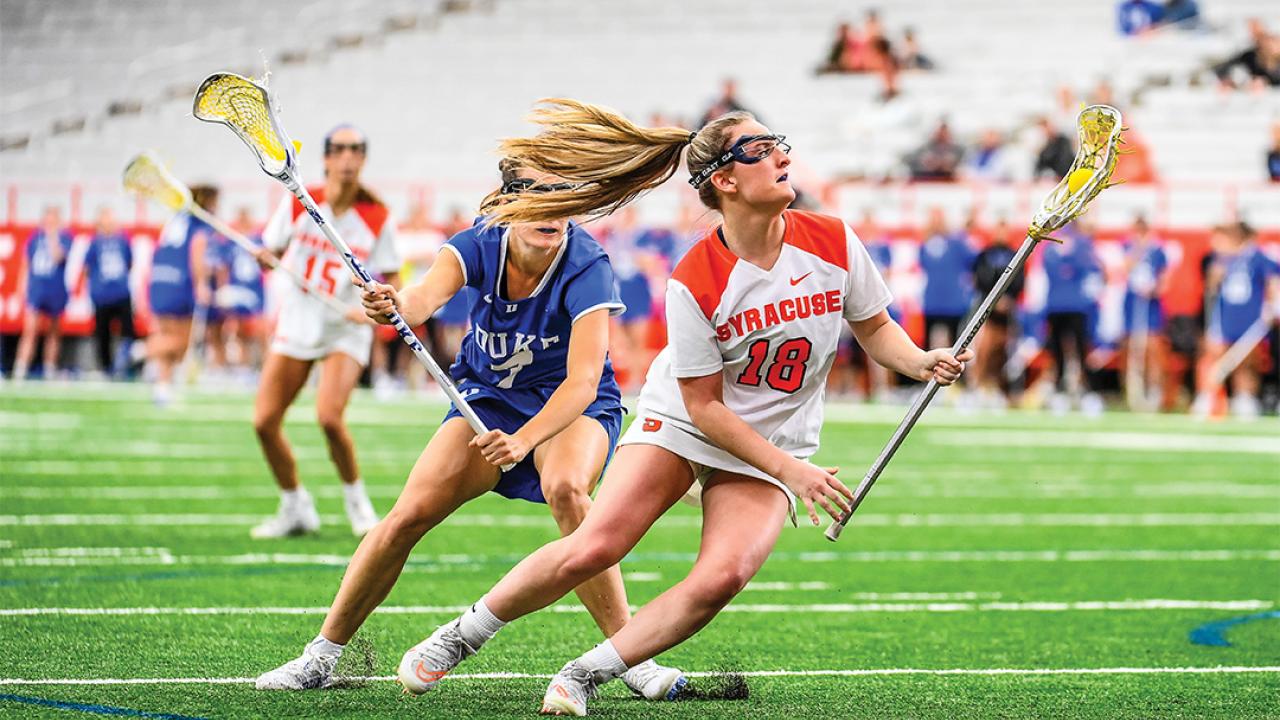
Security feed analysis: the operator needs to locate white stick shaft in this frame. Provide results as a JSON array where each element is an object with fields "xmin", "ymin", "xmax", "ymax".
[
  {"xmin": 284, "ymin": 181, "xmax": 507, "ymax": 465},
  {"xmin": 1211, "ymin": 315, "xmax": 1274, "ymax": 384},
  {"xmin": 186, "ymin": 204, "xmax": 351, "ymax": 319}
]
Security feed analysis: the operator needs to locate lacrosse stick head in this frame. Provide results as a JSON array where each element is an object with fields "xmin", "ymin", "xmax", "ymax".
[
  {"xmin": 192, "ymin": 72, "xmax": 298, "ymax": 181},
  {"xmin": 1029, "ymin": 105, "xmax": 1124, "ymax": 241},
  {"xmin": 122, "ymin": 151, "xmax": 192, "ymax": 211}
]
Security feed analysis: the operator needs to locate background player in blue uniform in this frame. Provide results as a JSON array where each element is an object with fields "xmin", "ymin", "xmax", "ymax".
[
  {"xmin": 1198, "ymin": 221, "xmax": 1280, "ymax": 417},
  {"xmin": 970, "ymin": 219, "xmax": 1025, "ymax": 408},
  {"xmin": 1120, "ymin": 216, "xmax": 1168, "ymax": 409},
  {"xmin": 13, "ymin": 206, "xmax": 73, "ymax": 381},
  {"xmin": 146, "ymin": 184, "xmax": 214, "ymax": 404},
  {"xmin": 918, "ymin": 206, "xmax": 976, "ymax": 349},
  {"xmin": 214, "ymin": 208, "xmax": 267, "ymax": 378},
  {"xmin": 255, "ymin": 159, "xmax": 685, "ymax": 700},
  {"xmin": 83, "ymin": 207, "xmax": 135, "ymax": 379},
  {"xmin": 1042, "ymin": 222, "xmax": 1104, "ymax": 415}
]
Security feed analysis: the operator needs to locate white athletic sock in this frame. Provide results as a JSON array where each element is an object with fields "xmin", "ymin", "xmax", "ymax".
[
  {"xmin": 456, "ymin": 597, "xmax": 506, "ymax": 648},
  {"xmin": 281, "ymin": 488, "xmax": 303, "ymax": 508},
  {"xmin": 307, "ymin": 634, "xmax": 345, "ymax": 658},
  {"xmin": 342, "ymin": 479, "xmax": 367, "ymax": 504},
  {"xmin": 579, "ymin": 639, "xmax": 628, "ymax": 682}
]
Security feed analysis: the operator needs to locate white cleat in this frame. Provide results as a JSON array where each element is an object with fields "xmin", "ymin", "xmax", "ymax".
[
  {"xmin": 251, "ymin": 491, "xmax": 321, "ymax": 539},
  {"xmin": 621, "ymin": 658, "xmax": 687, "ymax": 701},
  {"xmin": 345, "ymin": 494, "xmax": 379, "ymax": 538},
  {"xmin": 255, "ymin": 639, "xmax": 339, "ymax": 690},
  {"xmin": 1080, "ymin": 392, "xmax": 1105, "ymax": 418},
  {"xmin": 397, "ymin": 621, "xmax": 476, "ymax": 695},
  {"xmin": 540, "ymin": 660, "xmax": 599, "ymax": 716}
]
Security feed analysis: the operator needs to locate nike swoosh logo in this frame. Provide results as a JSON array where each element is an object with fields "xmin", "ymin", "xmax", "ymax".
[{"xmin": 789, "ymin": 272, "xmax": 812, "ymax": 286}]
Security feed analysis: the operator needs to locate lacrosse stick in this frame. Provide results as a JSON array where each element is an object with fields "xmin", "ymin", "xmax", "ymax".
[
  {"xmin": 192, "ymin": 72, "xmax": 511, "ymax": 469},
  {"xmin": 1209, "ymin": 313, "xmax": 1275, "ymax": 386},
  {"xmin": 827, "ymin": 105, "xmax": 1125, "ymax": 541},
  {"xmin": 123, "ymin": 151, "xmax": 352, "ymax": 319}
]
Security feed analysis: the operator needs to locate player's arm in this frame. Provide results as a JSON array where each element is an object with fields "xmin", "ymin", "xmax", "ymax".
[
  {"xmin": 678, "ymin": 371, "xmax": 851, "ymax": 526},
  {"xmin": 358, "ymin": 249, "xmax": 462, "ymax": 326},
  {"xmin": 255, "ymin": 199, "xmax": 293, "ymax": 269},
  {"xmin": 471, "ymin": 308, "xmax": 610, "ymax": 467},
  {"xmin": 851, "ymin": 310, "xmax": 971, "ymax": 384}
]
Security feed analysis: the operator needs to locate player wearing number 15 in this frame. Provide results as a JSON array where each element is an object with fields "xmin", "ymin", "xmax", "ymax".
[{"xmin": 249, "ymin": 124, "xmax": 400, "ymax": 539}]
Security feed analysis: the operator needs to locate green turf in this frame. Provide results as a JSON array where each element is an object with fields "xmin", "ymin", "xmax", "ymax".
[{"xmin": 0, "ymin": 384, "xmax": 1277, "ymax": 719}]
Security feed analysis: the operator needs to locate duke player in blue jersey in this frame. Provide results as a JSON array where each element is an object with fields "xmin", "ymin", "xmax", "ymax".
[
  {"xmin": 213, "ymin": 208, "xmax": 268, "ymax": 375},
  {"xmin": 146, "ymin": 184, "xmax": 214, "ymax": 404},
  {"xmin": 83, "ymin": 208, "xmax": 135, "ymax": 378},
  {"xmin": 255, "ymin": 159, "xmax": 686, "ymax": 700},
  {"xmin": 13, "ymin": 206, "xmax": 73, "ymax": 381}
]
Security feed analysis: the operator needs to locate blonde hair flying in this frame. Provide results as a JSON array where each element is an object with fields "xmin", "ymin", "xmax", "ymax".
[{"xmin": 484, "ymin": 98, "xmax": 753, "ymax": 225}]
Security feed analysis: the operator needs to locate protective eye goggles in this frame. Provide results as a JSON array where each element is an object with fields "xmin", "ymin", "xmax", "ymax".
[
  {"xmin": 324, "ymin": 141, "xmax": 367, "ymax": 156},
  {"xmin": 688, "ymin": 133, "xmax": 790, "ymax": 188},
  {"xmin": 500, "ymin": 178, "xmax": 580, "ymax": 195}
]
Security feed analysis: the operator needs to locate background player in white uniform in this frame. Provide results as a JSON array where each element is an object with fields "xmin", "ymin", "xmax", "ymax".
[
  {"xmin": 400, "ymin": 101, "xmax": 972, "ymax": 716},
  {"xmin": 249, "ymin": 125, "xmax": 400, "ymax": 539}
]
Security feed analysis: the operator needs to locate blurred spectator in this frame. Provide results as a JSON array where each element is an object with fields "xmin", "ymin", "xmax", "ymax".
[
  {"xmin": 699, "ymin": 78, "xmax": 757, "ymax": 126},
  {"xmin": 970, "ymin": 219, "xmax": 1024, "ymax": 407},
  {"xmin": 1267, "ymin": 122, "xmax": 1280, "ymax": 182},
  {"xmin": 898, "ymin": 27, "xmax": 935, "ymax": 70},
  {"xmin": 83, "ymin": 207, "xmax": 135, "ymax": 378},
  {"xmin": 1160, "ymin": 0, "xmax": 1200, "ymax": 29},
  {"xmin": 863, "ymin": 9, "xmax": 884, "ymax": 44},
  {"xmin": 1214, "ymin": 29, "xmax": 1280, "ymax": 89},
  {"xmin": 961, "ymin": 128, "xmax": 1017, "ymax": 182},
  {"xmin": 919, "ymin": 207, "xmax": 976, "ymax": 349},
  {"xmin": 13, "ymin": 206, "xmax": 72, "ymax": 381},
  {"xmin": 863, "ymin": 35, "xmax": 898, "ymax": 76},
  {"xmin": 816, "ymin": 22, "xmax": 862, "ymax": 74},
  {"xmin": 1042, "ymin": 223, "xmax": 1104, "ymax": 415},
  {"xmin": 1033, "ymin": 117, "xmax": 1075, "ymax": 180},
  {"xmin": 908, "ymin": 120, "xmax": 963, "ymax": 181},
  {"xmin": 1117, "ymin": 0, "xmax": 1163, "ymax": 36}
]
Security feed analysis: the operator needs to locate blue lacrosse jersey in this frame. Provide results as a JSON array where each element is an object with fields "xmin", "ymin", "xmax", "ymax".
[
  {"xmin": 1213, "ymin": 247, "xmax": 1280, "ymax": 342},
  {"xmin": 444, "ymin": 218, "xmax": 625, "ymax": 418},
  {"xmin": 919, "ymin": 232, "xmax": 976, "ymax": 316},
  {"xmin": 25, "ymin": 229, "xmax": 73, "ymax": 312},
  {"xmin": 220, "ymin": 235, "xmax": 266, "ymax": 315},
  {"xmin": 85, "ymin": 231, "xmax": 133, "ymax": 306},
  {"xmin": 1123, "ymin": 243, "xmax": 1167, "ymax": 332},
  {"xmin": 150, "ymin": 212, "xmax": 210, "ymax": 316},
  {"xmin": 1042, "ymin": 234, "xmax": 1101, "ymax": 314}
]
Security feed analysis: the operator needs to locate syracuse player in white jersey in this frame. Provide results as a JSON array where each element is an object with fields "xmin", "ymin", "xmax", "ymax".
[
  {"xmin": 249, "ymin": 125, "xmax": 400, "ymax": 539},
  {"xmin": 395, "ymin": 100, "xmax": 972, "ymax": 716}
]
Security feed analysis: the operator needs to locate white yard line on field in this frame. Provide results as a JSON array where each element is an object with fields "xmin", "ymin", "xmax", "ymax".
[
  {"xmin": 4, "ymin": 482, "xmax": 1277, "ymax": 501},
  {"xmin": 927, "ymin": 429, "xmax": 1280, "ymax": 455},
  {"xmin": 0, "ymin": 599, "xmax": 1271, "ymax": 617},
  {"xmin": 3, "ymin": 548, "xmax": 1278, "ymax": 569},
  {"xmin": 1, "ymin": 666, "xmax": 1277, "ymax": 686},
  {"xmin": 2, "ymin": 512, "xmax": 1277, "ymax": 528}
]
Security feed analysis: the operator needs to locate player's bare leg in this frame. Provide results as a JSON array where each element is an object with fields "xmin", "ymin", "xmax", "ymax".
[
  {"xmin": 13, "ymin": 312, "xmax": 41, "ymax": 380},
  {"xmin": 316, "ymin": 351, "xmax": 380, "ymax": 534},
  {"xmin": 40, "ymin": 315, "xmax": 62, "ymax": 378},
  {"xmin": 250, "ymin": 352, "xmax": 317, "ymax": 538},
  {"xmin": 257, "ymin": 419, "xmax": 498, "ymax": 690},
  {"xmin": 397, "ymin": 445, "xmax": 692, "ymax": 695},
  {"xmin": 534, "ymin": 419, "xmax": 689, "ymax": 701},
  {"xmin": 148, "ymin": 316, "xmax": 191, "ymax": 405},
  {"xmin": 540, "ymin": 473, "xmax": 786, "ymax": 715}
]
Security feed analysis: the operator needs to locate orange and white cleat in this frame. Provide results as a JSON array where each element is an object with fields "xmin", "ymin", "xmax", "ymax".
[
  {"xmin": 397, "ymin": 621, "xmax": 476, "ymax": 694},
  {"xmin": 539, "ymin": 660, "xmax": 599, "ymax": 716}
]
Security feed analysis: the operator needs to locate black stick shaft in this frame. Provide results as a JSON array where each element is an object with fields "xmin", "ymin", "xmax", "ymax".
[{"xmin": 825, "ymin": 234, "xmax": 1043, "ymax": 541}]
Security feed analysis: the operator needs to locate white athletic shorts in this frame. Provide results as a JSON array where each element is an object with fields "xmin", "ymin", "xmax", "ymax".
[
  {"xmin": 618, "ymin": 406, "xmax": 798, "ymax": 526},
  {"xmin": 269, "ymin": 294, "xmax": 373, "ymax": 366}
]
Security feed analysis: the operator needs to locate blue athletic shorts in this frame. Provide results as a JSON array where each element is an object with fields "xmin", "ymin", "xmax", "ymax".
[{"xmin": 443, "ymin": 395, "xmax": 623, "ymax": 504}]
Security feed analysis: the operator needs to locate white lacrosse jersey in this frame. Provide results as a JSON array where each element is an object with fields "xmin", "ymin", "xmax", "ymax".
[
  {"xmin": 262, "ymin": 188, "xmax": 400, "ymax": 363},
  {"xmin": 635, "ymin": 210, "xmax": 892, "ymax": 460}
]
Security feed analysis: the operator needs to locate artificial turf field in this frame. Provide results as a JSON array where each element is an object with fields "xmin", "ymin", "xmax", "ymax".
[{"xmin": 0, "ymin": 383, "xmax": 1277, "ymax": 719}]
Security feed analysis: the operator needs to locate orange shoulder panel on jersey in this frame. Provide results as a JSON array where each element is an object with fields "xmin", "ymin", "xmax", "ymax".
[
  {"xmin": 670, "ymin": 232, "xmax": 737, "ymax": 320},
  {"xmin": 290, "ymin": 187, "xmax": 327, "ymax": 222},
  {"xmin": 784, "ymin": 209, "xmax": 848, "ymax": 270},
  {"xmin": 354, "ymin": 201, "xmax": 390, "ymax": 237}
]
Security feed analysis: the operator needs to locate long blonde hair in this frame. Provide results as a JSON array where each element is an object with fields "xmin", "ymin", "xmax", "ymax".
[{"xmin": 484, "ymin": 98, "xmax": 753, "ymax": 225}]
